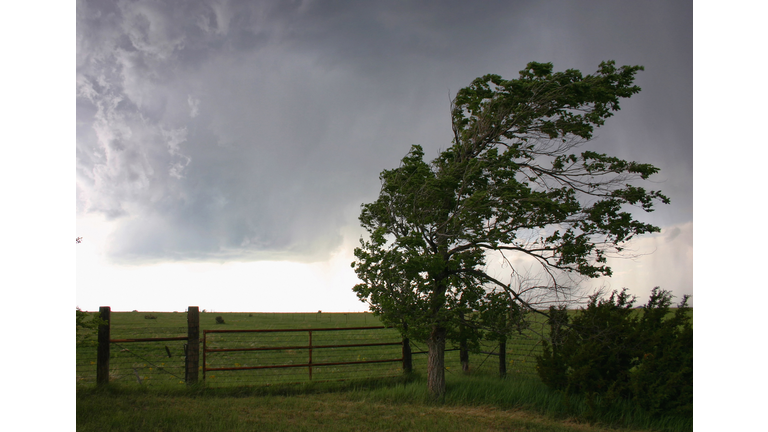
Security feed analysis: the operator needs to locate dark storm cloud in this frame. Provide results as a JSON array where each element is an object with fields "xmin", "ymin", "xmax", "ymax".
[{"xmin": 76, "ymin": 0, "xmax": 692, "ymax": 264}]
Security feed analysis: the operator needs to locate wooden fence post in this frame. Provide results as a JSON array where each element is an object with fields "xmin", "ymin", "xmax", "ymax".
[
  {"xmin": 96, "ymin": 306, "xmax": 111, "ymax": 385},
  {"xmin": 186, "ymin": 306, "xmax": 200, "ymax": 385}
]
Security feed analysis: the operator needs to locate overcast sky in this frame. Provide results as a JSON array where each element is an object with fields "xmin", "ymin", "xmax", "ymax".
[{"xmin": 75, "ymin": 0, "xmax": 693, "ymax": 312}]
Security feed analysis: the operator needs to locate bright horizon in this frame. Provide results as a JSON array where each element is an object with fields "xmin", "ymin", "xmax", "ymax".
[{"xmin": 76, "ymin": 213, "xmax": 693, "ymax": 313}]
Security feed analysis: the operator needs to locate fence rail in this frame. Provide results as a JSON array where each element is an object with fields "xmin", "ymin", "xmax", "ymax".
[{"xmin": 202, "ymin": 326, "xmax": 404, "ymax": 383}]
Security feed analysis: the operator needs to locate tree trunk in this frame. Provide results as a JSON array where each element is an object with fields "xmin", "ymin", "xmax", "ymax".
[{"xmin": 427, "ymin": 325, "xmax": 447, "ymax": 399}]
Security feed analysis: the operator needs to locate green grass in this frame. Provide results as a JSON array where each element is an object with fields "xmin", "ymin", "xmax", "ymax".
[{"xmin": 77, "ymin": 373, "xmax": 691, "ymax": 432}]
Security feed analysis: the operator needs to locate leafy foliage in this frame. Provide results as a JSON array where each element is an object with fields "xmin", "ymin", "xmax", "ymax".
[
  {"xmin": 352, "ymin": 61, "xmax": 669, "ymax": 396},
  {"xmin": 536, "ymin": 288, "xmax": 692, "ymax": 417}
]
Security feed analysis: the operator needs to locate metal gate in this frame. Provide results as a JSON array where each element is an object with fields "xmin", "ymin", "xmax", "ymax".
[{"xmin": 202, "ymin": 326, "xmax": 404, "ymax": 385}]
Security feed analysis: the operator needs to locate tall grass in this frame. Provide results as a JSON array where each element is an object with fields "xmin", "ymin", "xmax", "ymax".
[{"xmin": 350, "ymin": 373, "xmax": 692, "ymax": 432}]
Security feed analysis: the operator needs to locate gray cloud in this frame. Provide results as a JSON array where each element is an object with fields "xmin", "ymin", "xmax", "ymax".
[{"xmin": 77, "ymin": 0, "xmax": 692, "ymax": 264}]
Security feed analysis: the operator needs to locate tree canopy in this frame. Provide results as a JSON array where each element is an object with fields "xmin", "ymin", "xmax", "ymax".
[{"xmin": 351, "ymin": 61, "xmax": 669, "ymax": 397}]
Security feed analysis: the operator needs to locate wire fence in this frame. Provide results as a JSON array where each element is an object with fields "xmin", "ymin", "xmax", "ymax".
[{"xmin": 76, "ymin": 326, "xmax": 189, "ymax": 386}]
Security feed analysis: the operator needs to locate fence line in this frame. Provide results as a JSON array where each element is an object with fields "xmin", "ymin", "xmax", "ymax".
[{"xmin": 80, "ymin": 307, "xmax": 543, "ymax": 387}]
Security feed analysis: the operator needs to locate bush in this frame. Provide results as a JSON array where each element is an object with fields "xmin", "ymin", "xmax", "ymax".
[
  {"xmin": 536, "ymin": 287, "xmax": 692, "ymax": 418},
  {"xmin": 215, "ymin": 316, "xmax": 225, "ymax": 324},
  {"xmin": 629, "ymin": 290, "xmax": 693, "ymax": 417},
  {"xmin": 144, "ymin": 314, "xmax": 157, "ymax": 319}
]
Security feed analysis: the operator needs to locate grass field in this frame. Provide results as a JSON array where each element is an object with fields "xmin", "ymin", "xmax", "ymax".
[{"xmin": 76, "ymin": 310, "xmax": 692, "ymax": 431}]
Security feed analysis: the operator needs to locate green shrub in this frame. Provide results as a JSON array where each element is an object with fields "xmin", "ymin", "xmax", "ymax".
[
  {"xmin": 536, "ymin": 287, "xmax": 692, "ymax": 418},
  {"xmin": 629, "ymin": 290, "xmax": 693, "ymax": 417},
  {"xmin": 215, "ymin": 316, "xmax": 225, "ymax": 324}
]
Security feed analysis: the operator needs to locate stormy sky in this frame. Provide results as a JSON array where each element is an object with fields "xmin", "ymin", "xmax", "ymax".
[{"xmin": 75, "ymin": 0, "xmax": 693, "ymax": 312}]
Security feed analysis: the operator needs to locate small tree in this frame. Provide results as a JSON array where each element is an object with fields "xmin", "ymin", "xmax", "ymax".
[{"xmin": 352, "ymin": 61, "xmax": 669, "ymax": 398}]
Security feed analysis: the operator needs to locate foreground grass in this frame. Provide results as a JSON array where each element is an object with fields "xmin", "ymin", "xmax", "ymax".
[
  {"xmin": 77, "ymin": 375, "xmax": 690, "ymax": 432},
  {"xmin": 77, "ymin": 390, "xmax": 628, "ymax": 432}
]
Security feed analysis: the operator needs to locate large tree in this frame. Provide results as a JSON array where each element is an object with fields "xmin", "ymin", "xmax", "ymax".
[{"xmin": 352, "ymin": 61, "xmax": 669, "ymax": 398}]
